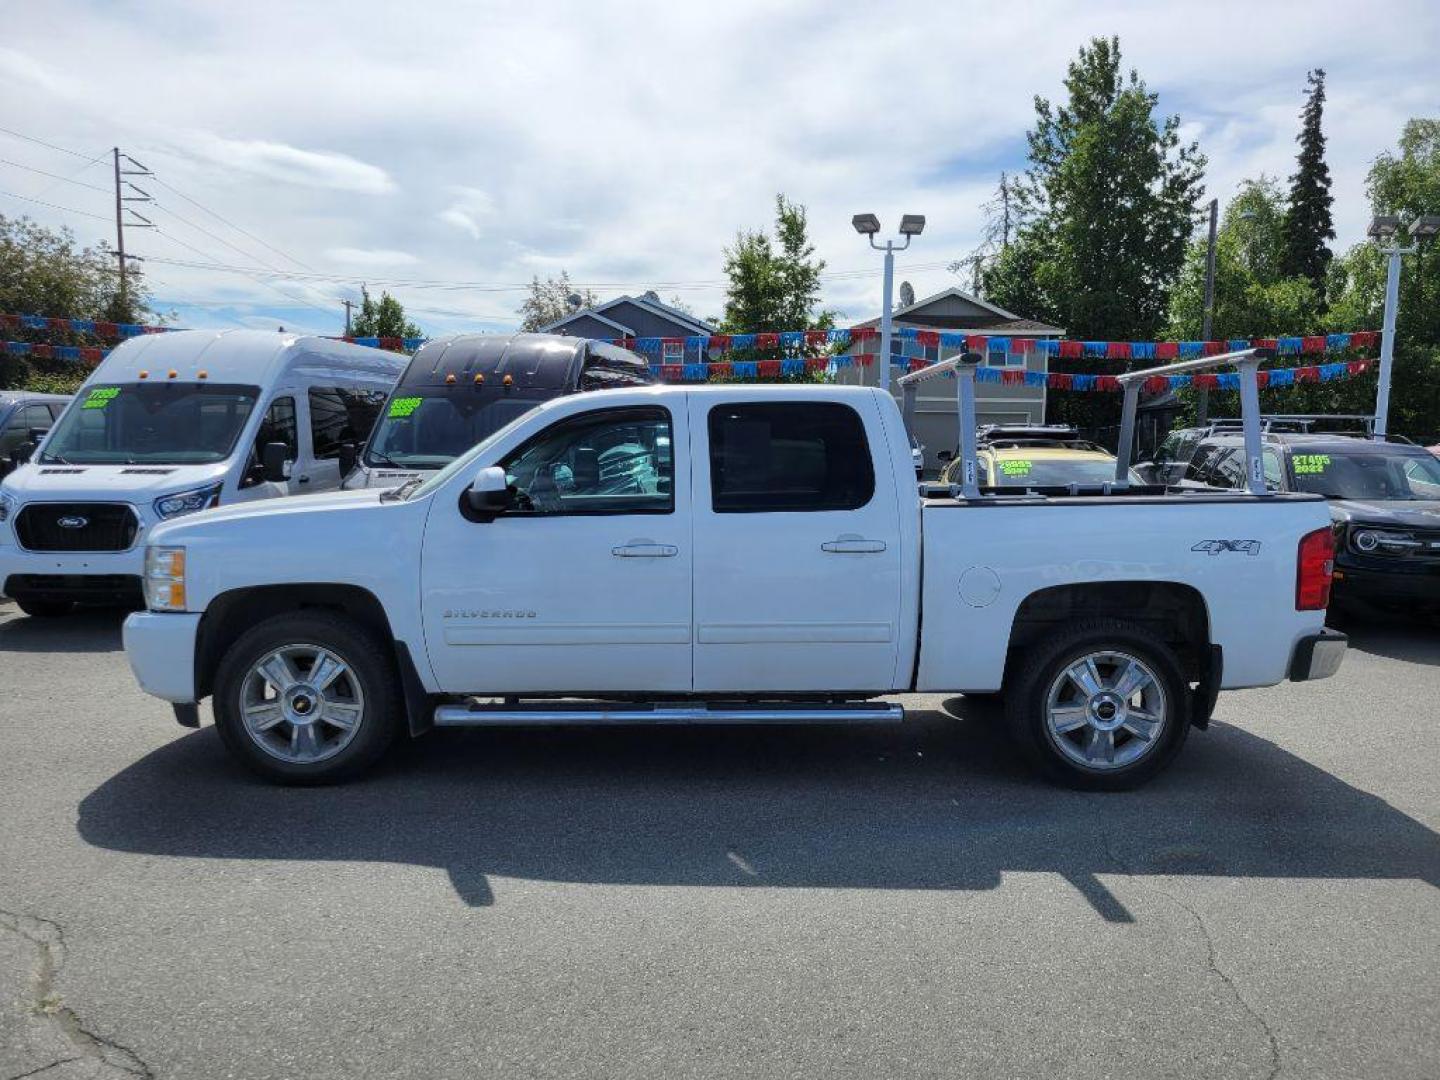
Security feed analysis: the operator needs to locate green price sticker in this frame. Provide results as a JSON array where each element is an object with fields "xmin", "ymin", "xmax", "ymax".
[
  {"xmin": 82, "ymin": 386, "xmax": 121, "ymax": 410},
  {"xmin": 1293, "ymin": 454, "xmax": 1331, "ymax": 475},
  {"xmin": 387, "ymin": 396, "xmax": 423, "ymax": 419},
  {"xmin": 1000, "ymin": 459, "xmax": 1032, "ymax": 476}
]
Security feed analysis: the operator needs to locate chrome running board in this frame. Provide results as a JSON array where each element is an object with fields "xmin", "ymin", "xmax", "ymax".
[{"xmin": 432, "ymin": 701, "xmax": 904, "ymax": 727}]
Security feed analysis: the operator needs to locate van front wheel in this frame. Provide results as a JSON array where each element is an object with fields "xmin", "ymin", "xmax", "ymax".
[
  {"xmin": 213, "ymin": 612, "xmax": 401, "ymax": 784},
  {"xmin": 1005, "ymin": 619, "xmax": 1190, "ymax": 790}
]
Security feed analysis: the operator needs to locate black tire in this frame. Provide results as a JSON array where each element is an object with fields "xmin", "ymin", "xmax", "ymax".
[
  {"xmin": 16, "ymin": 598, "xmax": 74, "ymax": 618},
  {"xmin": 213, "ymin": 611, "xmax": 401, "ymax": 784},
  {"xmin": 1004, "ymin": 618, "xmax": 1191, "ymax": 791}
]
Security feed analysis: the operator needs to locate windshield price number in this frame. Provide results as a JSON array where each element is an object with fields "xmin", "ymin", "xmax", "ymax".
[
  {"xmin": 1293, "ymin": 454, "xmax": 1331, "ymax": 475},
  {"xmin": 82, "ymin": 386, "xmax": 121, "ymax": 410}
]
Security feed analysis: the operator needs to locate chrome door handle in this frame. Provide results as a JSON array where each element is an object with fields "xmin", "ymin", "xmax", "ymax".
[
  {"xmin": 821, "ymin": 539, "xmax": 886, "ymax": 554},
  {"xmin": 612, "ymin": 543, "xmax": 679, "ymax": 558}
]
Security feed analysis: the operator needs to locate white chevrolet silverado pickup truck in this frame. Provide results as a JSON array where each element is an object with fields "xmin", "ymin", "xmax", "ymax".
[{"xmin": 121, "ymin": 369, "xmax": 1346, "ymax": 789}]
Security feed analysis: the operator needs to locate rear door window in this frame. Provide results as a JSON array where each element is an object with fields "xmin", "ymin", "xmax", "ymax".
[
  {"xmin": 309, "ymin": 387, "xmax": 388, "ymax": 459},
  {"xmin": 707, "ymin": 402, "xmax": 874, "ymax": 513}
]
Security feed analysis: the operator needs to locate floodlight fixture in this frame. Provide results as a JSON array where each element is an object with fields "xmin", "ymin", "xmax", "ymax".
[
  {"xmin": 851, "ymin": 213, "xmax": 880, "ymax": 236},
  {"xmin": 899, "ymin": 214, "xmax": 926, "ymax": 236}
]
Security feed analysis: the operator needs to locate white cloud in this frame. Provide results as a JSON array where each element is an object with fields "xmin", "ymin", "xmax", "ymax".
[
  {"xmin": 324, "ymin": 247, "xmax": 420, "ymax": 268},
  {"xmin": 0, "ymin": 0, "xmax": 1435, "ymax": 338}
]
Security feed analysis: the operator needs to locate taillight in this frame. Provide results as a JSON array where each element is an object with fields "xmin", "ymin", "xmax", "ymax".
[{"xmin": 1296, "ymin": 526, "xmax": 1335, "ymax": 610}]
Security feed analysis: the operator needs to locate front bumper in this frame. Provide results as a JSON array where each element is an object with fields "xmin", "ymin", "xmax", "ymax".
[
  {"xmin": 123, "ymin": 610, "xmax": 202, "ymax": 702},
  {"xmin": 1332, "ymin": 556, "xmax": 1440, "ymax": 610},
  {"xmin": 1, "ymin": 545, "xmax": 146, "ymax": 604},
  {"xmin": 1288, "ymin": 627, "xmax": 1348, "ymax": 682}
]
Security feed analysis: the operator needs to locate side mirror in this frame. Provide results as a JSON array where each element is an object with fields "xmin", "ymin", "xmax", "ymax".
[
  {"xmin": 11, "ymin": 440, "xmax": 36, "ymax": 468},
  {"xmin": 261, "ymin": 441, "xmax": 292, "ymax": 483},
  {"xmin": 464, "ymin": 465, "xmax": 512, "ymax": 518},
  {"xmin": 337, "ymin": 441, "xmax": 358, "ymax": 477},
  {"xmin": 936, "ymin": 450, "xmax": 953, "ymax": 463}
]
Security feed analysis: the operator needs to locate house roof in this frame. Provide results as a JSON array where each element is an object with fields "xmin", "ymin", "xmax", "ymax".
[
  {"xmin": 850, "ymin": 286, "xmax": 1064, "ymax": 336},
  {"xmin": 540, "ymin": 294, "xmax": 716, "ymax": 337}
]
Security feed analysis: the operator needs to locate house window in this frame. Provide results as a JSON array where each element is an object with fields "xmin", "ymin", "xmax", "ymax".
[
  {"xmin": 662, "ymin": 341, "xmax": 684, "ymax": 363},
  {"xmin": 986, "ymin": 347, "xmax": 1025, "ymax": 368}
]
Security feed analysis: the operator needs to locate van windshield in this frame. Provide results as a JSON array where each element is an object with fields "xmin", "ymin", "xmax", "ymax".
[
  {"xmin": 365, "ymin": 393, "xmax": 544, "ymax": 470},
  {"xmin": 40, "ymin": 383, "xmax": 259, "ymax": 465}
]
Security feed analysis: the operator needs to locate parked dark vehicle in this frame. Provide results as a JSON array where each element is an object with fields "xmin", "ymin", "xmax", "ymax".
[
  {"xmin": 1133, "ymin": 415, "xmax": 1374, "ymax": 486},
  {"xmin": 344, "ymin": 333, "xmax": 655, "ymax": 490},
  {"xmin": 1184, "ymin": 431, "xmax": 1440, "ymax": 615},
  {"xmin": 0, "ymin": 391, "xmax": 70, "ymax": 478}
]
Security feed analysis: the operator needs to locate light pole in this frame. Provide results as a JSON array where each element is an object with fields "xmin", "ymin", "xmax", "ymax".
[
  {"xmin": 1369, "ymin": 213, "xmax": 1439, "ymax": 439},
  {"xmin": 853, "ymin": 213, "xmax": 925, "ymax": 384}
]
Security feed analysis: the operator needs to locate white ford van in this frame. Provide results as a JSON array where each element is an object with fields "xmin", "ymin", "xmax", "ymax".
[{"xmin": 0, "ymin": 330, "xmax": 404, "ymax": 617}]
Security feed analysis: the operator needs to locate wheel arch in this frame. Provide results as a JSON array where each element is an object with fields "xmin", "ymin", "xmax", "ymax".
[{"xmin": 1004, "ymin": 581, "xmax": 1213, "ymax": 686}]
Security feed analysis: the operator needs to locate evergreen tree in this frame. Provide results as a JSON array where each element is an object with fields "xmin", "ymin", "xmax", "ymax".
[
  {"xmin": 1280, "ymin": 69, "xmax": 1335, "ymax": 297},
  {"xmin": 517, "ymin": 271, "xmax": 597, "ymax": 332},
  {"xmin": 721, "ymin": 194, "xmax": 832, "ymax": 333},
  {"xmin": 350, "ymin": 285, "xmax": 422, "ymax": 339}
]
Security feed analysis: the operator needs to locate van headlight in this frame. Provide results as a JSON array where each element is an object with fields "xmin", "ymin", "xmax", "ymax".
[
  {"xmin": 153, "ymin": 482, "xmax": 221, "ymax": 520},
  {"xmin": 144, "ymin": 545, "xmax": 187, "ymax": 611},
  {"xmin": 0, "ymin": 491, "xmax": 14, "ymax": 525}
]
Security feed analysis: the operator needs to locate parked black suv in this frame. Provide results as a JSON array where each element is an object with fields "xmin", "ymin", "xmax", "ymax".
[{"xmin": 1184, "ymin": 431, "xmax": 1440, "ymax": 615}]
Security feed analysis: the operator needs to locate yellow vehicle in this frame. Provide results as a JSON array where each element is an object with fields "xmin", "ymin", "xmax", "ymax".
[{"xmin": 937, "ymin": 425, "xmax": 1144, "ymax": 489}]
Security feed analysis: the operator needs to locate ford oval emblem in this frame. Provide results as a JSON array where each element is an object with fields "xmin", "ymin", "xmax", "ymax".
[{"xmin": 57, "ymin": 515, "xmax": 89, "ymax": 529}]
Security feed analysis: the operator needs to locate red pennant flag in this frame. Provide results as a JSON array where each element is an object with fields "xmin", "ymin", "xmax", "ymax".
[
  {"xmin": 1096, "ymin": 375, "xmax": 1122, "ymax": 392},
  {"xmin": 660, "ymin": 363, "xmax": 683, "ymax": 380},
  {"xmin": 1106, "ymin": 341, "xmax": 1131, "ymax": 359},
  {"xmin": 757, "ymin": 360, "xmax": 782, "ymax": 378},
  {"xmin": 1350, "ymin": 331, "xmax": 1378, "ymax": 350},
  {"xmin": 379, "ymin": 337, "xmax": 401, "ymax": 351},
  {"xmin": 48, "ymin": 318, "xmax": 71, "ymax": 333},
  {"xmin": 1058, "ymin": 339, "xmax": 1083, "ymax": 358},
  {"xmin": 80, "ymin": 347, "xmax": 103, "ymax": 365},
  {"xmin": 1256, "ymin": 371, "xmax": 1270, "ymax": 388},
  {"xmin": 916, "ymin": 330, "xmax": 940, "ymax": 348},
  {"xmin": 1253, "ymin": 337, "xmax": 1278, "ymax": 350},
  {"xmin": 908, "ymin": 358, "xmax": 927, "ymax": 373},
  {"xmin": 1301, "ymin": 336, "xmax": 1326, "ymax": 354},
  {"xmin": 1193, "ymin": 373, "xmax": 1219, "ymax": 389},
  {"xmin": 1011, "ymin": 337, "xmax": 1034, "ymax": 353},
  {"xmin": 854, "ymin": 353, "xmax": 874, "ymax": 368},
  {"xmin": 95, "ymin": 321, "xmax": 118, "ymax": 339},
  {"xmin": 1347, "ymin": 360, "xmax": 1366, "ymax": 375},
  {"xmin": 32, "ymin": 344, "xmax": 52, "ymax": 359},
  {"xmin": 804, "ymin": 330, "xmax": 828, "ymax": 347},
  {"xmin": 1202, "ymin": 341, "xmax": 1223, "ymax": 356},
  {"xmin": 1156, "ymin": 341, "xmax": 1179, "ymax": 359},
  {"xmin": 755, "ymin": 332, "xmax": 779, "ymax": 349},
  {"xmin": 805, "ymin": 357, "xmax": 827, "ymax": 372},
  {"xmin": 706, "ymin": 334, "xmax": 730, "ymax": 350},
  {"xmin": 850, "ymin": 326, "xmax": 877, "ymax": 342},
  {"xmin": 967, "ymin": 334, "xmax": 990, "ymax": 352},
  {"xmin": 1001, "ymin": 369, "xmax": 1025, "ymax": 386},
  {"xmin": 1144, "ymin": 376, "xmax": 1168, "ymax": 393},
  {"xmin": 709, "ymin": 362, "xmax": 732, "ymax": 379},
  {"xmin": 1048, "ymin": 372, "xmax": 1073, "ymax": 389},
  {"xmin": 0, "ymin": 314, "xmax": 17, "ymax": 329}
]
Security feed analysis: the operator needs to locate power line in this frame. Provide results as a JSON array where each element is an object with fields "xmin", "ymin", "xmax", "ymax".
[
  {"xmin": 0, "ymin": 126, "xmax": 96, "ymax": 161},
  {"xmin": 146, "ymin": 174, "xmax": 316, "ymax": 272},
  {"xmin": 152, "ymin": 227, "xmax": 338, "ymax": 320},
  {"xmin": 0, "ymin": 154, "xmax": 112, "ymax": 197},
  {"xmin": 0, "ymin": 188, "xmax": 110, "ymax": 222}
]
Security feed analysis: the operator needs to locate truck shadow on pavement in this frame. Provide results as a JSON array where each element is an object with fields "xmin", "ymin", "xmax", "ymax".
[
  {"xmin": 77, "ymin": 698, "xmax": 1440, "ymax": 922},
  {"xmin": 0, "ymin": 607, "xmax": 125, "ymax": 653}
]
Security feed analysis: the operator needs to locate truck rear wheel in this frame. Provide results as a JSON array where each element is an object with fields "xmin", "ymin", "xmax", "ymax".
[
  {"xmin": 213, "ymin": 612, "xmax": 401, "ymax": 784},
  {"xmin": 1005, "ymin": 619, "xmax": 1190, "ymax": 791}
]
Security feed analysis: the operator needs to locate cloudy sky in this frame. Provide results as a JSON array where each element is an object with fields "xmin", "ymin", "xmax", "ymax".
[{"xmin": 2, "ymin": 0, "xmax": 1437, "ymax": 338}]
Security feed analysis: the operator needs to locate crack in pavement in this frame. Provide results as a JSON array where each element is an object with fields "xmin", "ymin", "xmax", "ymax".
[
  {"xmin": 1102, "ymin": 839, "xmax": 1283, "ymax": 1080},
  {"xmin": 0, "ymin": 909, "xmax": 154, "ymax": 1080}
]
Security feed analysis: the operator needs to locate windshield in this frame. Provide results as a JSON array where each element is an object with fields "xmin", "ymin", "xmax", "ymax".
[
  {"xmin": 1290, "ymin": 449, "xmax": 1440, "ymax": 501},
  {"xmin": 990, "ymin": 457, "xmax": 1125, "ymax": 486},
  {"xmin": 40, "ymin": 383, "xmax": 259, "ymax": 465},
  {"xmin": 365, "ymin": 393, "xmax": 544, "ymax": 470}
]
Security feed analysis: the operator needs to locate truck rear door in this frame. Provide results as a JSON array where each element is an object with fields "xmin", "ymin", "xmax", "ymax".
[{"xmin": 688, "ymin": 395, "xmax": 903, "ymax": 693}]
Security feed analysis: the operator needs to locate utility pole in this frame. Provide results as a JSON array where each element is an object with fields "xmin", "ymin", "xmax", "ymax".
[
  {"xmin": 111, "ymin": 148, "xmax": 154, "ymax": 317},
  {"xmin": 1197, "ymin": 197, "xmax": 1219, "ymax": 423},
  {"xmin": 341, "ymin": 298, "xmax": 355, "ymax": 336}
]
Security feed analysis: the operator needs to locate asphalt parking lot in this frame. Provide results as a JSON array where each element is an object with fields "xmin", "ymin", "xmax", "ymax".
[{"xmin": 0, "ymin": 604, "xmax": 1436, "ymax": 1080}]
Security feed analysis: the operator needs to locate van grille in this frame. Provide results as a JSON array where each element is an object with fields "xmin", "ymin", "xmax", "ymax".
[{"xmin": 14, "ymin": 503, "xmax": 139, "ymax": 552}]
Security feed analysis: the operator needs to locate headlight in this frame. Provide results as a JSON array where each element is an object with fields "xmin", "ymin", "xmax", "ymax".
[
  {"xmin": 153, "ymin": 482, "xmax": 221, "ymax": 520},
  {"xmin": 1351, "ymin": 526, "xmax": 1421, "ymax": 554},
  {"xmin": 0, "ymin": 491, "xmax": 14, "ymax": 524},
  {"xmin": 144, "ymin": 545, "xmax": 187, "ymax": 611}
]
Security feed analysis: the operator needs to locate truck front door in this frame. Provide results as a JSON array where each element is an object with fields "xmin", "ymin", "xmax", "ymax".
[
  {"xmin": 689, "ymin": 397, "xmax": 903, "ymax": 693},
  {"xmin": 420, "ymin": 402, "xmax": 692, "ymax": 694}
]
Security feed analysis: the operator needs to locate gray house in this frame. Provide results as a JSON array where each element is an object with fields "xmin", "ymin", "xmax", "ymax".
[
  {"xmin": 836, "ymin": 287, "xmax": 1064, "ymax": 470},
  {"xmin": 541, "ymin": 293, "xmax": 715, "ymax": 362}
]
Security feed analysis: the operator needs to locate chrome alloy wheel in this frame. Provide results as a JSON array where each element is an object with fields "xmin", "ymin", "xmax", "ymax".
[
  {"xmin": 239, "ymin": 644, "xmax": 365, "ymax": 764},
  {"xmin": 1043, "ymin": 650, "xmax": 1168, "ymax": 771}
]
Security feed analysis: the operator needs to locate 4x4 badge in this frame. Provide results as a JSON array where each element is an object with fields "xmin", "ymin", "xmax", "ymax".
[{"xmin": 1192, "ymin": 539, "xmax": 1261, "ymax": 556}]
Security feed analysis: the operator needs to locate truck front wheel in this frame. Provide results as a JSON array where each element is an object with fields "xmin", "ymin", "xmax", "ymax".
[
  {"xmin": 212, "ymin": 612, "xmax": 401, "ymax": 784},
  {"xmin": 1005, "ymin": 619, "xmax": 1190, "ymax": 791}
]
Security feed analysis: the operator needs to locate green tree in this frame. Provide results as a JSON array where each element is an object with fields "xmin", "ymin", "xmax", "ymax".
[
  {"xmin": 0, "ymin": 214, "xmax": 155, "ymax": 392},
  {"xmin": 721, "ymin": 194, "xmax": 833, "ymax": 333},
  {"xmin": 983, "ymin": 36, "xmax": 1205, "ymax": 429},
  {"xmin": 1280, "ymin": 69, "xmax": 1335, "ymax": 299},
  {"xmin": 1168, "ymin": 177, "xmax": 1321, "ymax": 340},
  {"xmin": 349, "ymin": 285, "xmax": 422, "ymax": 339},
  {"xmin": 516, "ymin": 271, "xmax": 597, "ymax": 332}
]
